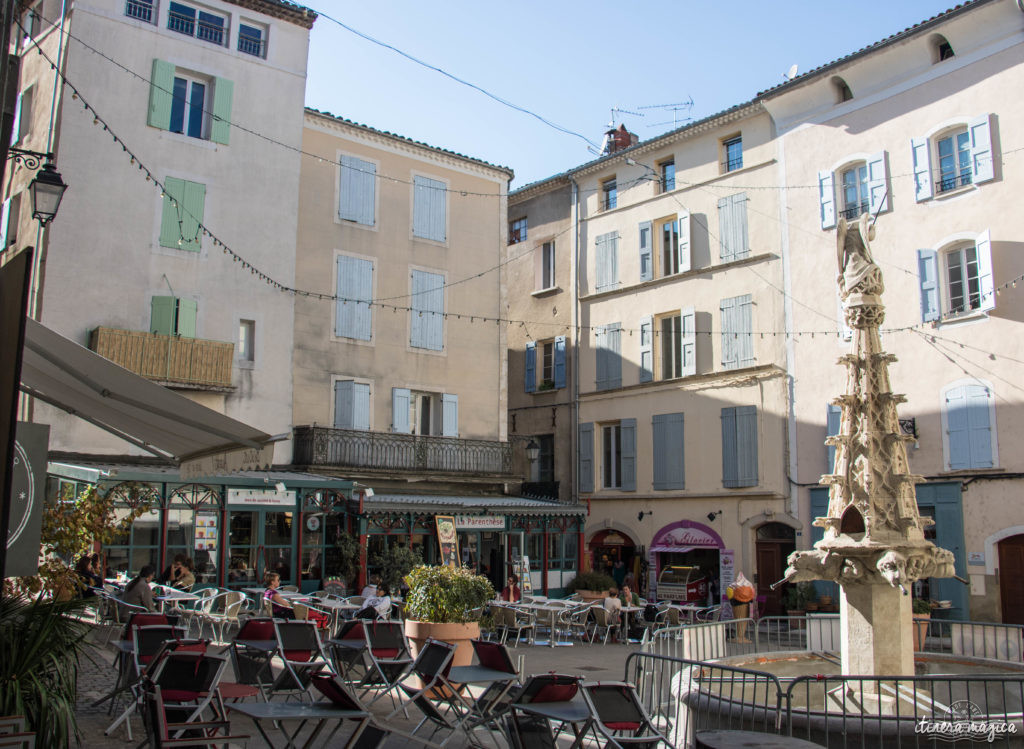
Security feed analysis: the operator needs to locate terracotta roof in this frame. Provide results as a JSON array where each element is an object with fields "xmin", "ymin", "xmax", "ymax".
[{"xmin": 223, "ymin": 0, "xmax": 317, "ymax": 29}]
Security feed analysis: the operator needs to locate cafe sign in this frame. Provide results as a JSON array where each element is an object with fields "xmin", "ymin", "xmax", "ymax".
[
  {"xmin": 454, "ymin": 514, "xmax": 505, "ymax": 531},
  {"xmin": 228, "ymin": 488, "xmax": 296, "ymax": 506}
]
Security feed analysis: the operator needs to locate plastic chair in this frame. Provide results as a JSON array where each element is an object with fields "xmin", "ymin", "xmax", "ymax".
[
  {"xmin": 197, "ymin": 591, "xmax": 244, "ymax": 642},
  {"xmin": 579, "ymin": 680, "xmax": 670, "ymax": 748},
  {"xmin": 589, "ymin": 606, "xmax": 621, "ymax": 645}
]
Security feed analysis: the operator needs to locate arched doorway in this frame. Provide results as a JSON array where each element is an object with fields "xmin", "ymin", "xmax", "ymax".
[
  {"xmin": 589, "ymin": 529, "xmax": 637, "ymax": 591},
  {"xmin": 755, "ymin": 522, "xmax": 796, "ymax": 616},
  {"xmin": 998, "ymin": 535, "xmax": 1024, "ymax": 624}
]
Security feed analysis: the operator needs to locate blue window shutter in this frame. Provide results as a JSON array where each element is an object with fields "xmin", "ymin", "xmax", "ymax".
[
  {"xmin": 410, "ymin": 270, "xmax": 443, "ymax": 350},
  {"xmin": 620, "ymin": 418, "xmax": 636, "ymax": 491},
  {"xmin": 818, "ymin": 170, "xmax": 836, "ymax": 230},
  {"xmin": 867, "ymin": 151, "xmax": 889, "ymax": 214},
  {"xmin": 917, "ymin": 249, "xmax": 940, "ymax": 322},
  {"xmin": 736, "ymin": 405, "xmax": 758, "ymax": 487},
  {"xmin": 413, "ymin": 176, "xmax": 445, "ymax": 241},
  {"xmin": 731, "ymin": 194, "xmax": 749, "ymax": 260},
  {"xmin": 595, "ymin": 327, "xmax": 607, "ymax": 390},
  {"xmin": 442, "ymin": 393, "xmax": 458, "ymax": 437},
  {"xmin": 965, "ymin": 385, "xmax": 993, "ymax": 468},
  {"xmin": 578, "ymin": 422, "xmax": 594, "ymax": 493},
  {"xmin": 210, "ymin": 77, "xmax": 233, "ymax": 145},
  {"xmin": 677, "ymin": 211, "xmax": 691, "ymax": 272},
  {"xmin": 968, "ymin": 113, "xmax": 994, "ymax": 184},
  {"xmin": 826, "ymin": 403, "xmax": 841, "ymax": 474},
  {"xmin": 352, "ymin": 382, "xmax": 370, "ymax": 430},
  {"xmin": 427, "ymin": 273, "xmax": 444, "ymax": 349},
  {"xmin": 721, "ymin": 407, "xmax": 738, "ymax": 487},
  {"xmin": 608, "ymin": 323, "xmax": 622, "ymax": 389},
  {"xmin": 639, "ymin": 316, "xmax": 653, "ymax": 383},
  {"xmin": 975, "ymin": 230, "xmax": 994, "ymax": 313},
  {"xmin": 736, "ymin": 294, "xmax": 753, "ymax": 367},
  {"xmin": 717, "ymin": 196, "xmax": 732, "ymax": 261},
  {"xmin": 336, "ymin": 256, "xmax": 373, "ymax": 340},
  {"xmin": 339, "ymin": 156, "xmax": 376, "ymax": 226},
  {"xmin": 391, "ymin": 387, "xmax": 411, "ymax": 433},
  {"xmin": 638, "ymin": 221, "xmax": 652, "ymax": 281},
  {"xmin": 721, "ymin": 296, "xmax": 741, "ymax": 369},
  {"xmin": 595, "ymin": 234, "xmax": 608, "ymax": 290},
  {"xmin": 911, "ymin": 136, "xmax": 933, "ymax": 202},
  {"xmin": 525, "ymin": 341, "xmax": 537, "ymax": 393},
  {"xmin": 652, "ymin": 413, "xmax": 684, "ymax": 490},
  {"xmin": 553, "ymin": 336, "xmax": 567, "ymax": 389},
  {"xmin": 334, "ymin": 381, "xmax": 354, "ymax": 428},
  {"xmin": 680, "ymin": 306, "xmax": 696, "ymax": 377},
  {"xmin": 945, "ymin": 385, "xmax": 970, "ymax": 469},
  {"xmin": 148, "ymin": 59, "xmax": 174, "ymax": 130}
]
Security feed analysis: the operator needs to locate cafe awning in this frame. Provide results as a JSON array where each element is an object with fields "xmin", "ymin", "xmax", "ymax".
[{"xmin": 20, "ymin": 317, "xmax": 277, "ymax": 476}]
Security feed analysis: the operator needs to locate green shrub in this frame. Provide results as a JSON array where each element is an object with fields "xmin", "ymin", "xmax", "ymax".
[
  {"xmin": 565, "ymin": 570, "xmax": 615, "ymax": 594},
  {"xmin": 404, "ymin": 564, "xmax": 495, "ymax": 623},
  {"xmin": 912, "ymin": 597, "xmax": 932, "ymax": 615},
  {"xmin": 370, "ymin": 543, "xmax": 422, "ymax": 593}
]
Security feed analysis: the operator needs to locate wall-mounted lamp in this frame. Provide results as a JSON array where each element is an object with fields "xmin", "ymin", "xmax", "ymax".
[
  {"xmin": 707, "ymin": 510, "xmax": 723, "ymax": 523},
  {"xmin": 6, "ymin": 150, "xmax": 68, "ymax": 226},
  {"xmin": 525, "ymin": 438, "xmax": 540, "ymax": 463},
  {"xmin": 637, "ymin": 510, "xmax": 653, "ymax": 522}
]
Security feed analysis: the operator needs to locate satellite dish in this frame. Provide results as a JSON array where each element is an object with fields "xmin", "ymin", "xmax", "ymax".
[{"xmin": 785, "ymin": 64, "xmax": 799, "ymax": 81}]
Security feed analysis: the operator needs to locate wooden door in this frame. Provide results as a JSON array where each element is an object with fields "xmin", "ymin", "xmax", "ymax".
[
  {"xmin": 998, "ymin": 536, "xmax": 1024, "ymax": 625},
  {"xmin": 756, "ymin": 543, "xmax": 784, "ymax": 616}
]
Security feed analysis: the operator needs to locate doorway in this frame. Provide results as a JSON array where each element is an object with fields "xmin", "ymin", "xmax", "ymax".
[
  {"xmin": 226, "ymin": 508, "xmax": 296, "ymax": 587},
  {"xmin": 755, "ymin": 523, "xmax": 795, "ymax": 616},
  {"xmin": 998, "ymin": 535, "xmax": 1024, "ymax": 625}
]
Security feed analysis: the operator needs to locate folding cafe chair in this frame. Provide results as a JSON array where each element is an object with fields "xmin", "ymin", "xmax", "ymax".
[
  {"xmin": 384, "ymin": 638, "xmax": 470, "ymax": 746},
  {"xmin": 579, "ymin": 681, "xmax": 670, "ymax": 748},
  {"xmin": 223, "ymin": 617, "xmax": 278, "ymax": 702},
  {"xmin": 460, "ymin": 639, "xmax": 521, "ymax": 732},
  {"xmin": 326, "ymin": 618, "xmax": 369, "ymax": 683},
  {"xmin": 361, "ymin": 620, "xmax": 414, "ymax": 708},
  {"xmin": 267, "ymin": 620, "xmax": 331, "ymax": 701},
  {"xmin": 504, "ymin": 673, "xmax": 582, "ymax": 749}
]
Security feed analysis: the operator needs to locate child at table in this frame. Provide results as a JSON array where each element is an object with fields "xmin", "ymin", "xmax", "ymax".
[{"xmin": 263, "ymin": 571, "xmax": 295, "ymax": 620}]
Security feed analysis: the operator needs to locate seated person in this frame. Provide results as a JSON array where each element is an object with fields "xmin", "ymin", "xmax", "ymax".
[
  {"xmin": 619, "ymin": 585, "xmax": 641, "ymax": 607},
  {"xmin": 501, "ymin": 574, "xmax": 521, "ymax": 603},
  {"xmin": 172, "ymin": 557, "xmax": 196, "ymax": 590},
  {"xmin": 74, "ymin": 554, "xmax": 102, "ymax": 597},
  {"xmin": 121, "ymin": 565, "xmax": 156, "ymax": 616},
  {"xmin": 263, "ymin": 572, "xmax": 295, "ymax": 620},
  {"xmin": 358, "ymin": 584, "xmax": 393, "ymax": 619},
  {"xmin": 360, "ymin": 574, "xmax": 380, "ymax": 598},
  {"xmin": 604, "ymin": 587, "xmax": 623, "ymax": 624},
  {"xmin": 157, "ymin": 553, "xmax": 187, "ymax": 586}
]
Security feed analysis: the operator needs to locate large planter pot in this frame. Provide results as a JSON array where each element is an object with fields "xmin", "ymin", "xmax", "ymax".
[
  {"xmin": 912, "ymin": 613, "xmax": 930, "ymax": 652},
  {"xmin": 404, "ymin": 620, "xmax": 480, "ymax": 667},
  {"xmin": 577, "ymin": 589, "xmax": 609, "ymax": 603}
]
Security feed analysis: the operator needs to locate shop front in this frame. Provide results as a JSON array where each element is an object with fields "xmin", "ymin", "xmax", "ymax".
[
  {"xmin": 588, "ymin": 529, "xmax": 639, "ymax": 591},
  {"xmin": 648, "ymin": 519, "xmax": 733, "ymax": 606}
]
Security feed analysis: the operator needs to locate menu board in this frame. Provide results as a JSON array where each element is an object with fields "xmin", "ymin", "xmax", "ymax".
[
  {"xmin": 514, "ymin": 556, "xmax": 533, "ymax": 594},
  {"xmin": 194, "ymin": 512, "xmax": 219, "ymax": 551}
]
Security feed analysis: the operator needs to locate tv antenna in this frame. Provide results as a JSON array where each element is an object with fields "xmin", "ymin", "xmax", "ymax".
[
  {"xmin": 609, "ymin": 105, "xmax": 644, "ymax": 127},
  {"xmin": 637, "ymin": 98, "xmax": 695, "ymax": 128}
]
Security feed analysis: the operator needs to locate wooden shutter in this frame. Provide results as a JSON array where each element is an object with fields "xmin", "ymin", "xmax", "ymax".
[
  {"xmin": 735, "ymin": 294, "xmax": 753, "ymax": 367},
  {"xmin": 717, "ymin": 196, "xmax": 732, "ymax": 261},
  {"xmin": 339, "ymin": 156, "xmax": 376, "ymax": 226},
  {"xmin": 150, "ymin": 296, "xmax": 176, "ymax": 335},
  {"xmin": 352, "ymin": 382, "xmax": 370, "ymax": 430},
  {"xmin": 720, "ymin": 296, "xmax": 736, "ymax": 368},
  {"xmin": 426, "ymin": 273, "xmax": 444, "ymax": 350},
  {"xmin": 413, "ymin": 176, "xmax": 445, "ymax": 241},
  {"xmin": 721, "ymin": 407, "xmax": 738, "ymax": 487},
  {"xmin": 553, "ymin": 336, "xmax": 566, "ymax": 389},
  {"xmin": 818, "ymin": 170, "xmax": 836, "ymax": 230},
  {"xmin": 595, "ymin": 233, "xmax": 608, "ymax": 290},
  {"xmin": 916, "ymin": 249, "xmax": 940, "ymax": 322},
  {"xmin": 639, "ymin": 316, "xmax": 653, "ymax": 383},
  {"xmin": 965, "ymin": 385, "xmax": 993, "ymax": 469},
  {"xmin": 608, "ymin": 232, "xmax": 619, "ymax": 288},
  {"xmin": 148, "ymin": 59, "xmax": 175, "ymax": 130},
  {"xmin": 391, "ymin": 388, "xmax": 411, "ymax": 433},
  {"xmin": 975, "ymin": 230, "xmax": 995, "ymax": 313},
  {"xmin": 826, "ymin": 403, "xmax": 841, "ymax": 474},
  {"xmin": 210, "ymin": 77, "xmax": 233, "ymax": 145},
  {"xmin": 334, "ymin": 380, "xmax": 355, "ymax": 428},
  {"xmin": 410, "ymin": 270, "xmax": 443, "ymax": 350},
  {"xmin": 866, "ymin": 152, "xmax": 889, "ymax": 214},
  {"xmin": 9, "ymin": 92, "xmax": 21, "ymax": 146},
  {"xmin": 159, "ymin": 176, "xmax": 185, "ymax": 248},
  {"xmin": 911, "ymin": 136, "xmax": 933, "ymax": 202},
  {"xmin": 620, "ymin": 418, "xmax": 636, "ymax": 491},
  {"xmin": 0, "ymin": 200, "xmax": 9, "ymax": 247},
  {"xmin": 524, "ymin": 341, "xmax": 536, "ymax": 393},
  {"xmin": 176, "ymin": 298, "xmax": 197, "ymax": 338},
  {"xmin": 608, "ymin": 323, "xmax": 622, "ymax": 389},
  {"xmin": 652, "ymin": 413, "xmax": 684, "ymax": 490},
  {"xmin": 180, "ymin": 180, "xmax": 205, "ymax": 252},
  {"xmin": 677, "ymin": 211, "xmax": 691, "ymax": 272},
  {"xmin": 638, "ymin": 221, "xmax": 652, "ymax": 281},
  {"xmin": 945, "ymin": 385, "xmax": 970, "ymax": 470},
  {"xmin": 735, "ymin": 405, "xmax": 758, "ymax": 487},
  {"xmin": 968, "ymin": 113, "xmax": 994, "ymax": 184},
  {"xmin": 442, "ymin": 393, "xmax": 458, "ymax": 437},
  {"xmin": 578, "ymin": 422, "xmax": 594, "ymax": 493},
  {"xmin": 730, "ymin": 194, "xmax": 749, "ymax": 260},
  {"xmin": 680, "ymin": 306, "xmax": 696, "ymax": 377},
  {"xmin": 336, "ymin": 256, "xmax": 372, "ymax": 340}
]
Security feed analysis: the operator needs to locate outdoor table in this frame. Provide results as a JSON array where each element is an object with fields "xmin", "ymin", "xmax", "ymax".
[
  {"xmin": 229, "ymin": 701, "xmax": 368, "ymax": 749},
  {"xmin": 232, "ymin": 639, "xmax": 278, "ymax": 652},
  {"xmin": 621, "ymin": 605, "xmax": 642, "ymax": 643},
  {"xmin": 310, "ymin": 598, "xmax": 360, "ymax": 629},
  {"xmin": 512, "ymin": 699, "xmax": 592, "ymax": 748},
  {"xmin": 670, "ymin": 603, "xmax": 703, "ymax": 622},
  {"xmin": 447, "ymin": 664, "xmax": 519, "ymax": 738},
  {"xmin": 517, "ymin": 602, "xmax": 571, "ymax": 647},
  {"xmin": 154, "ymin": 589, "xmax": 200, "ymax": 612}
]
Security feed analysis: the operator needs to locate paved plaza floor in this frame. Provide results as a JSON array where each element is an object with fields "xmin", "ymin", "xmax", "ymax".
[{"xmin": 73, "ymin": 630, "xmax": 640, "ymax": 747}]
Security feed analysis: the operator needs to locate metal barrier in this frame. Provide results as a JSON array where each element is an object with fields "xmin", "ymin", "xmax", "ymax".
[
  {"xmin": 917, "ymin": 618, "xmax": 1024, "ymax": 662},
  {"xmin": 648, "ymin": 619, "xmax": 759, "ymax": 661}
]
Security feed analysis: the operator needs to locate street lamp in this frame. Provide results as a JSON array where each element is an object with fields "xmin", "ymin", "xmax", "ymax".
[
  {"xmin": 525, "ymin": 438, "xmax": 540, "ymax": 463},
  {"xmin": 6, "ymin": 149, "xmax": 68, "ymax": 226}
]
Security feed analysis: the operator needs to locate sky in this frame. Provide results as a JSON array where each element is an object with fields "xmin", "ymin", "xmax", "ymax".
[{"xmin": 304, "ymin": 1, "xmax": 965, "ymax": 189}]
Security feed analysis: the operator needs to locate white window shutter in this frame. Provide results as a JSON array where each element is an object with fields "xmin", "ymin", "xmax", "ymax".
[
  {"xmin": 609, "ymin": 232, "xmax": 620, "ymax": 288},
  {"xmin": 717, "ymin": 197, "xmax": 732, "ymax": 260},
  {"xmin": 911, "ymin": 136, "xmax": 933, "ymax": 202},
  {"xmin": 945, "ymin": 385, "xmax": 970, "ymax": 470},
  {"xmin": 720, "ymin": 297, "xmax": 736, "ymax": 368},
  {"xmin": 638, "ymin": 221, "xmax": 652, "ymax": 282},
  {"xmin": 595, "ymin": 234, "xmax": 609, "ymax": 290},
  {"xmin": 969, "ymin": 113, "xmax": 994, "ymax": 185},
  {"xmin": 352, "ymin": 382, "xmax": 370, "ymax": 430},
  {"xmin": 916, "ymin": 249, "xmax": 940, "ymax": 322},
  {"xmin": 391, "ymin": 388, "xmax": 411, "ymax": 433},
  {"xmin": 680, "ymin": 306, "xmax": 696, "ymax": 377},
  {"xmin": 677, "ymin": 211, "xmax": 691, "ymax": 272},
  {"xmin": 818, "ymin": 170, "xmax": 836, "ymax": 230},
  {"xmin": 441, "ymin": 393, "xmax": 458, "ymax": 437},
  {"xmin": 639, "ymin": 316, "xmax": 653, "ymax": 383},
  {"xmin": 866, "ymin": 152, "xmax": 889, "ymax": 214},
  {"xmin": 975, "ymin": 229, "xmax": 995, "ymax": 312},
  {"xmin": 737, "ymin": 294, "xmax": 754, "ymax": 367}
]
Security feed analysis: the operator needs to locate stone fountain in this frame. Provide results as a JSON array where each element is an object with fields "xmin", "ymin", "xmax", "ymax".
[{"xmin": 781, "ymin": 213, "xmax": 957, "ymax": 687}]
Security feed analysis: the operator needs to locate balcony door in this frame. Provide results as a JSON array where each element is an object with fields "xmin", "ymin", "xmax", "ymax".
[{"xmin": 226, "ymin": 508, "xmax": 296, "ymax": 587}]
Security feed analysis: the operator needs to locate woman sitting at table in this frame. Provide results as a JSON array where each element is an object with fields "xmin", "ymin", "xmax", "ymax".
[
  {"xmin": 604, "ymin": 587, "xmax": 622, "ymax": 624},
  {"xmin": 359, "ymin": 584, "xmax": 392, "ymax": 619},
  {"xmin": 263, "ymin": 571, "xmax": 295, "ymax": 620},
  {"xmin": 172, "ymin": 557, "xmax": 196, "ymax": 591},
  {"xmin": 501, "ymin": 574, "xmax": 521, "ymax": 603},
  {"xmin": 74, "ymin": 554, "xmax": 102, "ymax": 597},
  {"xmin": 122, "ymin": 565, "xmax": 156, "ymax": 615}
]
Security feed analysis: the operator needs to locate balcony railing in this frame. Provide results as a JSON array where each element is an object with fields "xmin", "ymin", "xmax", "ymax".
[
  {"xmin": 168, "ymin": 7, "xmax": 225, "ymax": 47},
  {"xmin": 937, "ymin": 170, "xmax": 972, "ymax": 193},
  {"xmin": 293, "ymin": 425, "xmax": 514, "ymax": 476},
  {"xmin": 839, "ymin": 201, "xmax": 869, "ymax": 220},
  {"xmin": 124, "ymin": 0, "xmax": 154, "ymax": 23},
  {"xmin": 89, "ymin": 327, "xmax": 234, "ymax": 388},
  {"xmin": 238, "ymin": 33, "xmax": 265, "ymax": 58}
]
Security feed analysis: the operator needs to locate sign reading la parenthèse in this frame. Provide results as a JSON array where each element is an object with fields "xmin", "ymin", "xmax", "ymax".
[{"xmin": 454, "ymin": 515, "xmax": 505, "ymax": 530}]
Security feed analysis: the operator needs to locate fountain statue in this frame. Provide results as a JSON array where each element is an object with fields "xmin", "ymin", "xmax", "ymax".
[{"xmin": 780, "ymin": 213, "xmax": 958, "ymax": 689}]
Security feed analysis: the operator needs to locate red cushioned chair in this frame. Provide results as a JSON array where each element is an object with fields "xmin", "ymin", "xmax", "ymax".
[
  {"xmin": 268, "ymin": 620, "xmax": 330, "ymax": 701},
  {"xmin": 361, "ymin": 620, "xmax": 414, "ymax": 708},
  {"xmin": 326, "ymin": 618, "xmax": 369, "ymax": 683},
  {"xmin": 224, "ymin": 617, "xmax": 277, "ymax": 702}
]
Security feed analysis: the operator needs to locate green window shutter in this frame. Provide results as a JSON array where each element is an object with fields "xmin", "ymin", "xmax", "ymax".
[
  {"xmin": 181, "ymin": 181, "xmax": 205, "ymax": 252},
  {"xmin": 159, "ymin": 177, "xmax": 185, "ymax": 249},
  {"xmin": 148, "ymin": 59, "xmax": 175, "ymax": 130},
  {"xmin": 210, "ymin": 77, "xmax": 233, "ymax": 145},
  {"xmin": 150, "ymin": 296, "xmax": 176, "ymax": 335},
  {"xmin": 176, "ymin": 298, "xmax": 197, "ymax": 338}
]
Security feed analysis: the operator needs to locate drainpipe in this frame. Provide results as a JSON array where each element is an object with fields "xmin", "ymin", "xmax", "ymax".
[
  {"xmin": 777, "ymin": 136, "xmax": 800, "ymax": 522},
  {"xmin": 570, "ymin": 176, "xmax": 580, "ymax": 511}
]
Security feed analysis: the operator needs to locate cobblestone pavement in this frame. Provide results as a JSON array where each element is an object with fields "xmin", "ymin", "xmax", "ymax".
[{"xmin": 73, "ymin": 627, "xmax": 637, "ymax": 748}]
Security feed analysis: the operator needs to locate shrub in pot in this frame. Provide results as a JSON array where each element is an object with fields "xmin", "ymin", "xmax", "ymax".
[
  {"xmin": 565, "ymin": 570, "xmax": 616, "ymax": 602},
  {"xmin": 912, "ymin": 597, "xmax": 931, "ymax": 651},
  {"xmin": 403, "ymin": 564, "xmax": 495, "ymax": 665}
]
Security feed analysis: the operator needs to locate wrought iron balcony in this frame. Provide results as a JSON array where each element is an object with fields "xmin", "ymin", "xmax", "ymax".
[
  {"xmin": 89, "ymin": 327, "xmax": 234, "ymax": 389},
  {"xmin": 293, "ymin": 425, "xmax": 514, "ymax": 476}
]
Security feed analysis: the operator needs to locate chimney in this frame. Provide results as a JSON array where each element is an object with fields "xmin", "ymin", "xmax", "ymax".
[{"xmin": 602, "ymin": 124, "xmax": 639, "ymax": 154}]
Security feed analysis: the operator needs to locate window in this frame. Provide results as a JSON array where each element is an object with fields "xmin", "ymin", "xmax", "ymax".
[
  {"xmin": 933, "ymin": 34, "xmax": 955, "ymax": 63},
  {"xmin": 413, "ymin": 175, "xmax": 446, "ymax": 242},
  {"xmin": 410, "ymin": 269, "xmax": 444, "ymax": 350},
  {"xmin": 602, "ymin": 423, "xmax": 621, "ymax": 488},
  {"xmin": 336, "ymin": 255, "xmax": 373, "ymax": 340},
  {"xmin": 238, "ymin": 22, "xmax": 266, "ymax": 58},
  {"xmin": 11, "ymin": 86, "xmax": 32, "ymax": 146},
  {"xmin": 338, "ymin": 155, "xmax": 376, "ymax": 225},
  {"xmin": 717, "ymin": 193, "xmax": 749, "ymax": 261},
  {"xmin": 721, "ymin": 406, "xmax": 758, "ymax": 488},
  {"xmin": 536, "ymin": 240, "xmax": 555, "ymax": 290},
  {"xmin": 168, "ymin": 1, "xmax": 226, "ymax": 46},
  {"xmin": 334, "ymin": 380, "xmax": 370, "ymax": 430},
  {"xmin": 720, "ymin": 294, "xmax": 753, "ymax": 369},
  {"xmin": 594, "ymin": 231, "xmax": 619, "ymax": 291},
  {"xmin": 594, "ymin": 323, "xmax": 622, "ymax": 391},
  {"xmin": 125, "ymin": 0, "xmax": 154, "ymax": 23},
  {"xmin": 641, "ymin": 308, "xmax": 693, "ymax": 383},
  {"xmin": 159, "ymin": 177, "xmax": 206, "ymax": 251},
  {"xmin": 839, "ymin": 164, "xmax": 868, "ymax": 220},
  {"xmin": 833, "ymin": 77, "xmax": 853, "ymax": 103},
  {"xmin": 601, "ymin": 177, "xmax": 617, "ymax": 211},
  {"xmin": 537, "ymin": 434, "xmax": 555, "ymax": 483},
  {"xmin": 390, "ymin": 388, "xmax": 457, "ymax": 436},
  {"xmin": 660, "ymin": 158, "xmax": 675, "ymax": 192},
  {"xmin": 546, "ymin": 534, "xmax": 577, "ymax": 571},
  {"xmin": 525, "ymin": 336, "xmax": 566, "ymax": 392},
  {"xmin": 150, "ymin": 296, "xmax": 197, "ymax": 337},
  {"xmin": 825, "ymin": 403, "xmax": 841, "ymax": 473},
  {"xmin": 0, "ymin": 194, "xmax": 21, "ymax": 249},
  {"xmin": 652, "ymin": 413, "xmax": 685, "ymax": 490},
  {"xmin": 238, "ymin": 319, "xmax": 255, "ymax": 363},
  {"xmin": 659, "ymin": 217, "xmax": 679, "ymax": 276},
  {"xmin": 659, "ymin": 313, "xmax": 681, "ymax": 380},
  {"xmin": 509, "ymin": 217, "xmax": 527, "ymax": 244},
  {"xmin": 942, "ymin": 381, "xmax": 996, "ymax": 470},
  {"xmin": 722, "ymin": 135, "xmax": 743, "ymax": 172},
  {"xmin": 917, "ymin": 231, "xmax": 993, "ymax": 322},
  {"xmin": 818, "ymin": 153, "xmax": 889, "ymax": 229},
  {"xmin": 912, "ymin": 115, "xmax": 994, "ymax": 202},
  {"xmin": 149, "ymin": 60, "xmax": 233, "ymax": 144}
]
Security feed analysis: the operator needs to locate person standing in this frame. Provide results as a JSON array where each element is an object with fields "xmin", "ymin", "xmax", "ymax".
[{"xmin": 612, "ymin": 559, "xmax": 626, "ymax": 589}]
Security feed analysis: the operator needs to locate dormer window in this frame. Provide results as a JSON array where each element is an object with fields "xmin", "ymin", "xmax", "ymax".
[
  {"xmin": 833, "ymin": 76, "xmax": 853, "ymax": 103},
  {"xmin": 932, "ymin": 34, "xmax": 955, "ymax": 63}
]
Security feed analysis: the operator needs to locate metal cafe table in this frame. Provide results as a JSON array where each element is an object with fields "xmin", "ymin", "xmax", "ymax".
[{"xmin": 229, "ymin": 701, "xmax": 367, "ymax": 749}]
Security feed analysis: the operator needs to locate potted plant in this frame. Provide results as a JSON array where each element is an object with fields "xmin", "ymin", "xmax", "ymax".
[
  {"xmin": 565, "ymin": 570, "xmax": 616, "ymax": 603},
  {"xmin": 912, "ymin": 597, "xmax": 931, "ymax": 651},
  {"xmin": 403, "ymin": 564, "xmax": 495, "ymax": 666},
  {"xmin": 370, "ymin": 543, "xmax": 422, "ymax": 594},
  {"xmin": 784, "ymin": 585, "xmax": 807, "ymax": 628},
  {"xmin": 329, "ymin": 530, "xmax": 361, "ymax": 594}
]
